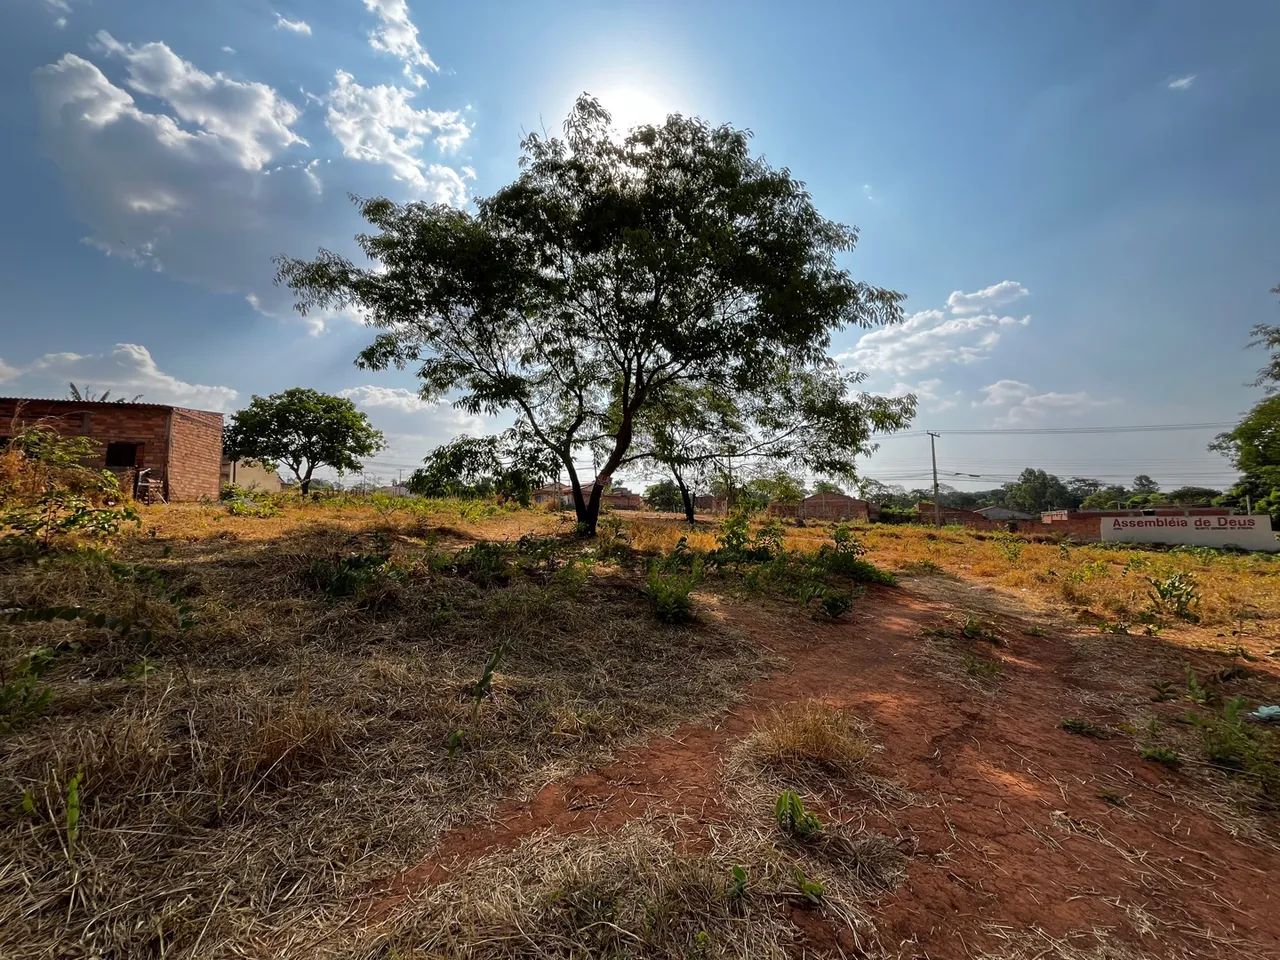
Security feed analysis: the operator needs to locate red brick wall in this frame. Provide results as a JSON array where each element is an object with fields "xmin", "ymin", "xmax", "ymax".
[
  {"xmin": 0, "ymin": 398, "xmax": 170, "ymax": 475},
  {"xmin": 0, "ymin": 399, "xmax": 223, "ymax": 502},
  {"xmin": 167, "ymin": 408, "xmax": 223, "ymax": 501}
]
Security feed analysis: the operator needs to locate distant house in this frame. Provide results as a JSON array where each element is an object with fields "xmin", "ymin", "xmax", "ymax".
[
  {"xmin": 221, "ymin": 458, "xmax": 283, "ymax": 493},
  {"xmin": 532, "ymin": 482, "xmax": 572, "ymax": 508},
  {"xmin": 975, "ymin": 506, "xmax": 1037, "ymax": 522},
  {"xmin": 694, "ymin": 495, "xmax": 729, "ymax": 515},
  {"xmin": 531, "ymin": 480, "xmax": 643, "ymax": 510},
  {"xmin": 769, "ymin": 492, "xmax": 875, "ymax": 522},
  {"xmin": 1, "ymin": 397, "xmax": 222, "ymax": 502}
]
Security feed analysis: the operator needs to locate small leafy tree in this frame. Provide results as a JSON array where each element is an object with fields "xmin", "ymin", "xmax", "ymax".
[
  {"xmin": 277, "ymin": 95, "xmax": 913, "ymax": 534},
  {"xmin": 222, "ymin": 388, "xmax": 384, "ymax": 495},
  {"xmin": 811, "ymin": 479, "xmax": 844, "ymax": 495},
  {"xmin": 408, "ymin": 427, "xmax": 557, "ymax": 503},
  {"xmin": 643, "ymin": 479, "xmax": 685, "ymax": 513}
]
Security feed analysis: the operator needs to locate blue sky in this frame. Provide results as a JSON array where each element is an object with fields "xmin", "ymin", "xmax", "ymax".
[{"xmin": 3, "ymin": 0, "xmax": 1278, "ymax": 491}]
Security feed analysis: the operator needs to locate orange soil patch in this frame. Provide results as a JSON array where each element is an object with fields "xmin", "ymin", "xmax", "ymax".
[{"xmin": 369, "ymin": 579, "xmax": 1280, "ymax": 959}]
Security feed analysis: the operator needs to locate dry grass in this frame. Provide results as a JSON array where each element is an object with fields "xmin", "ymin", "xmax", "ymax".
[
  {"xmin": 0, "ymin": 498, "xmax": 766, "ymax": 958},
  {"xmin": 738, "ymin": 699, "xmax": 872, "ymax": 780},
  {"xmin": 351, "ymin": 816, "xmax": 899, "ymax": 960},
  {"xmin": 624, "ymin": 515, "xmax": 1280, "ymax": 640}
]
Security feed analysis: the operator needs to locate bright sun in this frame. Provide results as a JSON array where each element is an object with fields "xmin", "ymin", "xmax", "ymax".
[{"xmin": 593, "ymin": 85, "xmax": 673, "ymax": 132}]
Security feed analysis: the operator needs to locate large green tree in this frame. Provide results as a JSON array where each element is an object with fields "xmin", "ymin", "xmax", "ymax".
[
  {"xmin": 222, "ymin": 388, "xmax": 384, "ymax": 495},
  {"xmin": 276, "ymin": 96, "xmax": 912, "ymax": 534},
  {"xmin": 1003, "ymin": 468, "xmax": 1071, "ymax": 514}
]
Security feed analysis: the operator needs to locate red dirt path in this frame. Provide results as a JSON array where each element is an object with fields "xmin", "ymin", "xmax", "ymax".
[{"xmin": 371, "ymin": 579, "xmax": 1280, "ymax": 959}]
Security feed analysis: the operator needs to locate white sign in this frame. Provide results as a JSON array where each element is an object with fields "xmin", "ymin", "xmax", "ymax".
[{"xmin": 1100, "ymin": 515, "xmax": 1279, "ymax": 552}]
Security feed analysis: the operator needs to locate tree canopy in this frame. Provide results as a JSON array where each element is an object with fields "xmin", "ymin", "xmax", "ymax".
[
  {"xmin": 222, "ymin": 388, "xmax": 384, "ymax": 495},
  {"xmin": 277, "ymin": 95, "xmax": 913, "ymax": 533},
  {"xmin": 407, "ymin": 428, "xmax": 558, "ymax": 503}
]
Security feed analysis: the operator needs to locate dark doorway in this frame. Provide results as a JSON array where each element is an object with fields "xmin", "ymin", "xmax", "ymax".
[{"xmin": 105, "ymin": 442, "xmax": 141, "ymax": 468}]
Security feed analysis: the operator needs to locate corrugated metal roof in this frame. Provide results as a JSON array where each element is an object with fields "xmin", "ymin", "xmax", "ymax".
[{"xmin": 0, "ymin": 397, "xmax": 222, "ymax": 414}]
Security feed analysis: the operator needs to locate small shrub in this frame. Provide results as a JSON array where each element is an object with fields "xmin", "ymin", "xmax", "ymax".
[
  {"xmin": 962, "ymin": 653, "xmax": 1001, "ymax": 682},
  {"xmin": 1192, "ymin": 697, "xmax": 1279, "ymax": 799},
  {"xmin": 0, "ymin": 654, "xmax": 53, "ymax": 734},
  {"xmin": 646, "ymin": 560, "xmax": 702, "ymax": 624},
  {"xmin": 1147, "ymin": 572, "xmax": 1200, "ymax": 623},
  {"xmin": 792, "ymin": 867, "xmax": 826, "ymax": 905},
  {"xmin": 1139, "ymin": 744, "xmax": 1181, "ymax": 768},
  {"xmin": 775, "ymin": 789, "xmax": 822, "ymax": 840},
  {"xmin": 1061, "ymin": 717, "xmax": 1110, "ymax": 739},
  {"xmin": 303, "ymin": 552, "xmax": 398, "ymax": 599},
  {"xmin": 727, "ymin": 865, "xmax": 748, "ymax": 902},
  {"xmin": 226, "ymin": 496, "xmax": 281, "ymax": 518},
  {"xmin": 993, "ymin": 534, "xmax": 1024, "ymax": 563},
  {"xmin": 453, "ymin": 540, "xmax": 511, "ymax": 585},
  {"xmin": 817, "ymin": 590, "xmax": 855, "ymax": 621}
]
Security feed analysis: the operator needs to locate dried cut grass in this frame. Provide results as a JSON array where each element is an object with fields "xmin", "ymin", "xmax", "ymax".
[
  {"xmin": 621, "ymin": 515, "xmax": 1280, "ymax": 637},
  {"xmin": 738, "ymin": 699, "xmax": 871, "ymax": 780},
  {"xmin": 352, "ymin": 817, "xmax": 896, "ymax": 960},
  {"xmin": 0, "ymin": 501, "xmax": 767, "ymax": 958}
]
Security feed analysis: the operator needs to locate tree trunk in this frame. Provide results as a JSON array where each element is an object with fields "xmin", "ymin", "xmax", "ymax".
[
  {"xmin": 299, "ymin": 465, "xmax": 313, "ymax": 496},
  {"xmin": 673, "ymin": 471, "xmax": 695, "ymax": 525},
  {"xmin": 582, "ymin": 481, "xmax": 605, "ymax": 535}
]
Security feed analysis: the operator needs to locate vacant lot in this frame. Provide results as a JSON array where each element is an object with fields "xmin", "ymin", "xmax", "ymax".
[{"xmin": 2, "ymin": 497, "xmax": 1278, "ymax": 958}]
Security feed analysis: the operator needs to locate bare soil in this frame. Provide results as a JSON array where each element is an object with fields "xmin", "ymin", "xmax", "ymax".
[{"xmin": 371, "ymin": 577, "xmax": 1280, "ymax": 959}]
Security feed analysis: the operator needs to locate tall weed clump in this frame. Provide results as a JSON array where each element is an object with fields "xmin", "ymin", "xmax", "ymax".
[{"xmin": 1, "ymin": 425, "xmax": 138, "ymax": 552}]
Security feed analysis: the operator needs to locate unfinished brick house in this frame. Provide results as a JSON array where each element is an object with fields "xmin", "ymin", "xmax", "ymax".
[
  {"xmin": 0, "ymin": 398, "xmax": 223, "ymax": 502},
  {"xmin": 768, "ymin": 492, "xmax": 876, "ymax": 522}
]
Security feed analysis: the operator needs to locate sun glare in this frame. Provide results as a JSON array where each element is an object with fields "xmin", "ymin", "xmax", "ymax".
[{"xmin": 593, "ymin": 84, "xmax": 674, "ymax": 132}]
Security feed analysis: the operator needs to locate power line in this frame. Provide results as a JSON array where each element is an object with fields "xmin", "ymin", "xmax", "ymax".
[{"xmin": 878, "ymin": 421, "xmax": 1234, "ymax": 438}]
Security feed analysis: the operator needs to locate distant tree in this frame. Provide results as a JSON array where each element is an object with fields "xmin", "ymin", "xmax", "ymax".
[
  {"xmin": 1067, "ymin": 477, "xmax": 1102, "ymax": 506},
  {"xmin": 643, "ymin": 479, "xmax": 685, "ymax": 513},
  {"xmin": 629, "ymin": 384, "xmax": 743, "ymax": 524},
  {"xmin": 857, "ymin": 478, "xmax": 906, "ymax": 506},
  {"xmin": 408, "ymin": 428, "xmax": 558, "ymax": 503},
  {"xmin": 1210, "ymin": 395, "xmax": 1280, "ymax": 522},
  {"xmin": 276, "ymin": 95, "xmax": 912, "ymax": 534},
  {"xmin": 1165, "ymin": 485, "xmax": 1221, "ymax": 505},
  {"xmin": 1003, "ymin": 468, "xmax": 1071, "ymax": 514},
  {"xmin": 1131, "ymin": 474, "xmax": 1160, "ymax": 494},
  {"xmin": 1080, "ymin": 485, "xmax": 1130, "ymax": 510},
  {"xmin": 748, "ymin": 470, "xmax": 807, "ymax": 505},
  {"xmin": 811, "ymin": 479, "xmax": 845, "ymax": 495},
  {"xmin": 222, "ymin": 388, "xmax": 385, "ymax": 495}
]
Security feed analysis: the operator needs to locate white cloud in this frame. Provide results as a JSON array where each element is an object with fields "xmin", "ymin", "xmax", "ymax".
[
  {"xmin": 889, "ymin": 378, "xmax": 960, "ymax": 413},
  {"xmin": 3, "ymin": 344, "xmax": 238, "ymax": 411},
  {"xmin": 91, "ymin": 31, "xmax": 305, "ymax": 170},
  {"xmin": 946, "ymin": 280, "xmax": 1029, "ymax": 315},
  {"xmin": 338, "ymin": 385, "xmax": 434, "ymax": 412},
  {"xmin": 34, "ymin": 33, "xmax": 472, "ymax": 331},
  {"xmin": 363, "ymin": 0, "xmax": 436, "ymax": 86},
  {"xmin": 325, "ymin": 70, "xmax": 471, "ymax": 201},
  {"xmin": 221, "ymin": 46, "xmax": 236, "ymax": 54},
  {"xmin": 1167, "ymin": 74, "xmax": 1196, "ymax": 91},
  {"xmin": 840, "ymin": 280, "xmax": 1031, "ymax": 377},
  {"xmin": 274, "ymin": 14, "xmax": 312, "ymax": 35},
  {"xmin": 977, "ymin": 379, "xmax": 1111, "ymax": 427}
]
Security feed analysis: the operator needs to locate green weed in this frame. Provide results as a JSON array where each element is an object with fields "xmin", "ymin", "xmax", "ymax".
[{"xmin": 774, "ymin": 789, "xmax": 822, "ymax": 840}]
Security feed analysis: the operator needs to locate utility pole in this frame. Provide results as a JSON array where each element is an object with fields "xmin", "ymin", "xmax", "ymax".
[{"xmin": 928, "ymin": 431, "xmax": 941, "ymax": 528}]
